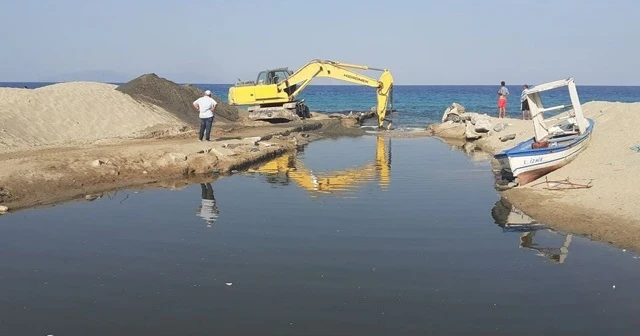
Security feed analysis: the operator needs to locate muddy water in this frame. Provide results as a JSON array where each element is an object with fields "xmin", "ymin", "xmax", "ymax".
[{"xmin": 2, "ymin": 136, "xmax": 640, "ymax": 335}]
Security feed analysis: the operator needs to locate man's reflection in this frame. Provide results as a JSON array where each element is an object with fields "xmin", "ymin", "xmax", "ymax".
[{"xmin": 198, "ymin": 182, "xmax": 219, "ymax": 227}]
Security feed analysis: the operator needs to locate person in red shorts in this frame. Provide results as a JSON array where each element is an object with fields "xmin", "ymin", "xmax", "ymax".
[
  {"xmin": 497, "ymin": 93, "xmax": 507, "ymax": 118},
  {"xmin": 497, "ymin": 81, "xmax": 509, "ymax": 118}
]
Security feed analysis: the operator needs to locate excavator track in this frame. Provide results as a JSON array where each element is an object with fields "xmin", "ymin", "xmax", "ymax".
[{"xmin": 247, "ymin": 101, "xmax": 311, "ymax": 122}]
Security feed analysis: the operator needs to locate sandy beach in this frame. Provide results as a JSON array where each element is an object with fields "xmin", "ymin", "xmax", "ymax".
[
  {"xmin": 429, "ymin": 101, "xmax": 640, "ymax": 251},
  {"xmin": 0, "ymin": 76, "xmax": 365, "ymax": 213}
]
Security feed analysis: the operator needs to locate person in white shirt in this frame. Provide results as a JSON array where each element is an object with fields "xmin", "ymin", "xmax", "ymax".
[{"xmin": 192, "ymin": 90, "xmax": 218, "ymax": 141}]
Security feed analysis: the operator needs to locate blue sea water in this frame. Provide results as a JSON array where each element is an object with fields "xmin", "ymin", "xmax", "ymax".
[{"xmin": 2, "ymin": 82, "xmax": 639, "ymax": 127}]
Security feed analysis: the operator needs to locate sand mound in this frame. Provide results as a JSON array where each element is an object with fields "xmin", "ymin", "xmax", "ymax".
[
  {"xmin": 0, "ymin": 82, "xmax": 186, "ymax": 152},
  {"xmin": 116, "ymin": 73, "xmax": 241, "ymax": 125},
  {"xmin": 536, "ymin": 101, "xmax": 640, "ymax": 220}
]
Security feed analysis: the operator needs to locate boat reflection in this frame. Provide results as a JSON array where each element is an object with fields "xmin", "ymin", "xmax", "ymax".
[
  {"xmin": 251, "ymin": 136, "xmax": 391, "ymax": 197},
  {"xmin": 492, "ymin": 197, "xmax": 572, "ymax": 264}
]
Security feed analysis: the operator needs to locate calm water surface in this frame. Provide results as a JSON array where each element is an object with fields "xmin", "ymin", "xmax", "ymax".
[{"xmin": 2, "ymin": 136, "xmax": 640, "ymax": 335}]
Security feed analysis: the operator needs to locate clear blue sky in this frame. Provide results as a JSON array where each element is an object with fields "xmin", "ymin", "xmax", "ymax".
[{"xmin": 1, "ymin": 0, "xmax": 638, "ymax": 85}]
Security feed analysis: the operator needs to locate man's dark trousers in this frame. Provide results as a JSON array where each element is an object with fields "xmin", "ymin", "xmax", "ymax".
[{"xmin": 199, "ymin": 117, "xmax": 213, "ymax": 141}]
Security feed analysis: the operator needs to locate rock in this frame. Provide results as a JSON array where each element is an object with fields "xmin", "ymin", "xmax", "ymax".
[
  {"xmin": 243, "ymin": 137, "xmax": 261, "ymax": 145},
  {"xmin": 493, "ymin": 123, "xmax": 509, "ymax": 132},
  {"xmin": 465, "ymin": 122, "xmax": 482, "ymax": 140},
  {"xmin": 91, "ymin": 159, "xmax": 105, "ymax": 167},
  {"xmin": 441, "ymin": 103, "xmax": 466, "ymax": 123},
  {"xmin": 500, "ymin": 133, "xmax": 517, "ymax": 142},
  {"xmin": 460, "ymin": 112, "xmax": 479, "ymax": 123},
  {"xmin": 429, "ymin": 122, "xmax": 466, "ymax": 139},
  {"xmin": 169, "ymin": 153, "xmax": 188, "ymax": 162},
  {"xmin": 474, "ymin": 117, "xmax": 492, "ymax": 133},
  {"xmin": 157, "ymin": 152, "xmax": 189, "ymax": 167},
  {"xmin": 0, "ymin": 205, "xmax": 8, "ymax": 213},
  {"xmin": 85, "ymin": 194, "xmax": 99, "ymax": 201},
  {"xmin": 210, "ymin": 147, "xmax": 237, "ymax": 157}
]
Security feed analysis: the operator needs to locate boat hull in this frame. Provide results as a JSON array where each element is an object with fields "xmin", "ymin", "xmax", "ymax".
[{"xmin": 494, "ymin": 118, "xmax": 594, "ymax": 185}]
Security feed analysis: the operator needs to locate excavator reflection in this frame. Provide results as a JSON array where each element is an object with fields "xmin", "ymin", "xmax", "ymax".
[
  {"xmin": 253, "ymin": 136, "xmax": 391, "ymax": 196},
  {"xmin": 492, "ymin": 197, "xmax": 572, "ymax": 264}
]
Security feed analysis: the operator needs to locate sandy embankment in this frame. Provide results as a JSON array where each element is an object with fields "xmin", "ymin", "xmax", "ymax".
[
  {"xmin": 0, "ymin": 82, "xmax": 187, "ymax": 152},
  {"xmin": 429, "ymin": 102, "xmax": 640, "ymax": 252},
  {"xmin": 0, "ymin": 75, "xmax": 362, "ymax": 213}
]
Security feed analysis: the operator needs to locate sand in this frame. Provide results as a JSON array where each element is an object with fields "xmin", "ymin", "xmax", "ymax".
[
  {"xmin": 431, "ymin": 101, "xmax": 640, "ymax": 251},
  {"xmin": 116, "ymin": 73, "xmax": 244, "ymax": 125},
  {"xmin": 0, "ymin": 82, "xmax": 187, "ymax": 152},
  {"xmin": 526, "ymin": 102, "xmax": 640, "ymax": 219}
]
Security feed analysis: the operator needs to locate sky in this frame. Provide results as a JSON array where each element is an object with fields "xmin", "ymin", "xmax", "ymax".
[{"xmin": 1, "ymin": 0, "xmax": 638, "ymax": 85}]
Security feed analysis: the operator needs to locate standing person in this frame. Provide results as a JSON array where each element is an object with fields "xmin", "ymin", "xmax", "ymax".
[
  {"xmin": 497, "ymin": 81, "xmax": 509, "ymax": 118},
  {"xmin": 192, "ymin": 90, "xmax": 218, "ymax": 142},
  {"xmin": 520, "ymin": 84, "xmax": 531, "ymax": 120}
]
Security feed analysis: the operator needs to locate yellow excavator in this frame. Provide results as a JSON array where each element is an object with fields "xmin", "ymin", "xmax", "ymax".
[
  {"xmin": 228, "ymin": 59, "xmax": 394, "ymax": 129},
  {"xmin": 253, "ymin": 136, "xmax": 391, "ymax": 195}
]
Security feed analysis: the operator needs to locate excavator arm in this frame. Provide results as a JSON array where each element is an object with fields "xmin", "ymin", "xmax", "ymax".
[{"xmin": 279, "ymin": 60, "xmax": 394, "ymax": 129}]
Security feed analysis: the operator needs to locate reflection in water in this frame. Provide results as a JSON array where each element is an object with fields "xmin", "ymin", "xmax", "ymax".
[
  {"xmin": 198, "ymin": 183, "xmax": 219, "ymax": 227},
  {"xmin": 253, "ymin": 136, "xmax": 391, "ymax": 196},
  {"xmin": 492, "ymin": 197, "xmax": 572, "ymax": 264},
  {"xmin": 437, "ymin": 137, "xmax": 492, "ymax": 162}
]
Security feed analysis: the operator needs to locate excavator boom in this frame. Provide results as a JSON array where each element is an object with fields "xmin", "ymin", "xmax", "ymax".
[{"xmin": 228, "ymin": 59, "xmax": 394, "ymax": 129}]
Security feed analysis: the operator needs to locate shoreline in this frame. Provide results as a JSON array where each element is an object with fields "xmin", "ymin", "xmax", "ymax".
[
  {"xmin": 3, "ymin": 111, "xmax": 639, "ymax": 253},
  {"xmin": 2, "ymin": 77, "xmax": 638, "ymax": 254},
  {"xmin": 0, "ymin": 118, "xmax": 344, "ymax": 213},
  {"xmin": 428, "ymin": 101, "xmax": 640, "ymax": 253}
]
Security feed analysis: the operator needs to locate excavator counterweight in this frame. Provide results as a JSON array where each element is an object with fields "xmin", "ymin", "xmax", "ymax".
[{"xmin": 228, "ymin": 59, "xmax": 394, "ymax": 129}]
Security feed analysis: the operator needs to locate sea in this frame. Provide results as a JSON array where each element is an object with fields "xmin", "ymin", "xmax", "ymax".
[{"xmin": 2, "ymin": 82, "xmax": 639, "ymax": 128}]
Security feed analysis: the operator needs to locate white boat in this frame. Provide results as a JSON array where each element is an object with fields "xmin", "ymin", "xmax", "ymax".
[{"xmin": 494, "ymin": 78, "xmax": 594, "ymax": 186}]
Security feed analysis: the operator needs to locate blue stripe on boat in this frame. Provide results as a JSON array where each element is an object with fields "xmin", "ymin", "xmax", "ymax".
[{"xmin": 494, "ymin": 118, "xmax": 594, "ymax": 160}]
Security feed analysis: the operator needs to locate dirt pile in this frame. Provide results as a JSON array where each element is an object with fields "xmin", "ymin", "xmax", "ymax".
[
  {"xmin": 0, "ymin": 82, "xmax": 186, "ymax": 152},
  {"xmin": 116, "ymin": 73, "xmax": 242, "ymax": 125}
]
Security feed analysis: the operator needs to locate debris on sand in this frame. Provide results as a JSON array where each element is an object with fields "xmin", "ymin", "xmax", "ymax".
[{"xmin": 116, "ymin": 73, "xmax": 242, "ymax": 125}]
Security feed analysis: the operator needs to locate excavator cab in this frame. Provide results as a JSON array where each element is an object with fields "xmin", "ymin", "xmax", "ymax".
[
  {"xmin": 256, "ymin": 68, "xmax": 293, "ymax": 85},
  {"xmin": 256, "ymin": 68, "xmax": 297, "ymax": 96}
]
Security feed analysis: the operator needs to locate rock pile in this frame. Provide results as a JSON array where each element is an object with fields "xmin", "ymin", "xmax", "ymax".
[
  {"xmin": 116, "ymin": 73, "xmax": 242, "ymax": 126},
  {"xmin": 430, "ymin": 103, "xmax": 514, "ymax": 141}
]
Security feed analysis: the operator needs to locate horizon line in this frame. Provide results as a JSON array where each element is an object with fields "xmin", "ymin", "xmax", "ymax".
[{"xmin": 1, "ymin": 81, "xmax": 639, "ymax": 87}]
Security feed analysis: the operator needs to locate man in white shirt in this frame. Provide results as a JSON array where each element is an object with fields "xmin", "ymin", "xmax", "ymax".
[{"xmin": 192, "ymin": 90, "xmax": 218, "ymax": 141}]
